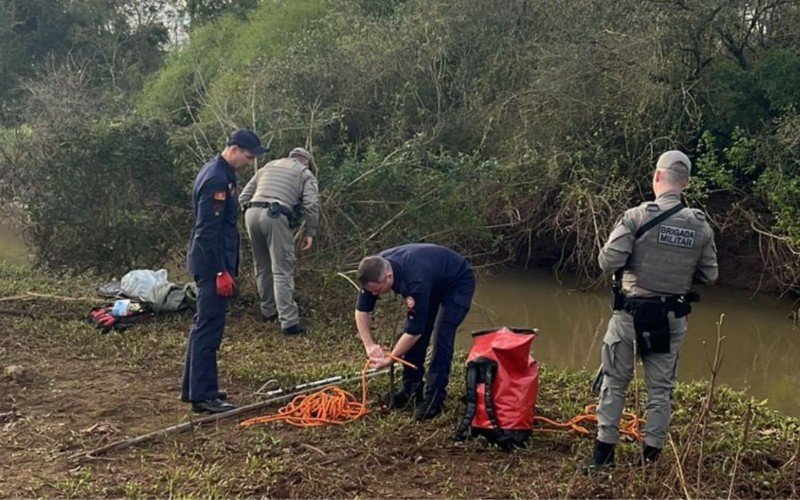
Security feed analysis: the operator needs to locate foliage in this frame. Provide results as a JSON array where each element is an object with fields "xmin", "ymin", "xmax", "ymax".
[
  {"xmin": 4, "ymin": 117, "xmax": 190, "ymax": 272},
  {"xmin": 0, "ymin": 0, "xmax": 172, "ymax": 121},
  {"xmin": 310, "ymin": 141, "xmax": 503, "ymax": 263},
  {"xmin": 180, "ymin": 0, "xmax": 258, "ymax": 26},
  {"xmin": 3, "ymin": 0, "xmax": 800, "ymax": 291}
]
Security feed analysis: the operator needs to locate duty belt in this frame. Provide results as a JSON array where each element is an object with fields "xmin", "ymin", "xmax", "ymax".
[
  {"xmin": 248, "ymin": 201, "xmax": 292, "ymax": 219},
  {"xmin": 621, "ymin": 292, "xmax": 699, "ymax": 318}
]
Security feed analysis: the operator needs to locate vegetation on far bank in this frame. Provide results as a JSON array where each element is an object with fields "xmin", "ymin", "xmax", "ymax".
[
  {"xmin": 0, "ymin": 264, "xmax": 798, "ymax": 498},
  {"xmin": 0, "ymin": 0, "xmax": 799, "ymax": 294}
]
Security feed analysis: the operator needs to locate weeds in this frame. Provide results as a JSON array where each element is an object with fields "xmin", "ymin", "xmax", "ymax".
[{"xmin": 0, "ymin": 264, "xmax": 798, "ymax": 497}]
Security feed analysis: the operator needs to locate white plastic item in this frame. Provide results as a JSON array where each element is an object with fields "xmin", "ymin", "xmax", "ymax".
[
  {"xmin": 111, "ymin": 299, "xmax": 131, "ymax": 317},
  {"xmin": 120, "ymin": 269, "xmax": 169, "ymax": 303}
]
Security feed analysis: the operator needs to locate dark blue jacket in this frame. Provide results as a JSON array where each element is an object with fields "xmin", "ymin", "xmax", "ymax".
[
  {"xmin": 186, "ymin": 155, "xmax": 240, "ymax": 278},
  {"xmin": 356, "ymin": 243, "xmax": 474, "ymax": 335}
]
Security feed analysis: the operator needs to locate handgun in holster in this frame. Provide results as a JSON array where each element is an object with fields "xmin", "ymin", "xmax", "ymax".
[{"xmin": 611, "ymin": 269, "xmax": 625, "ymax": 311}]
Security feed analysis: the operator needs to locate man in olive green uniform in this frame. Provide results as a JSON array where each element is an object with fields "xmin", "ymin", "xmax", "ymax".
[
  {"xmin": 586, "ymin": 150, "xmax": 718, "ymax": 471},
  {"xmin": 239, "ymin": 147, "xmax": 319, "ymax": 335}
]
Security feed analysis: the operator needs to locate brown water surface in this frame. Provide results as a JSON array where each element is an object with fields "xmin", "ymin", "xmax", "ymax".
[{"xmin": 462, "ymin": 269, "xmax": 800, "ymax": 417}]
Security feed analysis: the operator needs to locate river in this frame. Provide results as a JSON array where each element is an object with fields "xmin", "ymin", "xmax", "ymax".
[{"xmin": 462, "ymin": 269, "xmax": 800, "ymax": 417}]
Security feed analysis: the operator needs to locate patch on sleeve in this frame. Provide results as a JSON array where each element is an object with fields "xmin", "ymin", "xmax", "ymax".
[
  {"xmin": 658, "ymin": 225, "xmax": 695, "ymax": 248},
  {"xmin": 405, "ymin": 296, "xmax": 416, "ymax": 319},
  {"xmin": 213, "ymin": 191, "xmax": 227, "ymax": 201}
]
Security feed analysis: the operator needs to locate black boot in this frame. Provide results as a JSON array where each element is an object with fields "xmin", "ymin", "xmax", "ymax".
[
  {"xmin": 282, "ymin": 323, "xmax": 307, "ymax": 336},
  {"xmin": 384, "ymin": 385, "xmax": 423, "ymax": 410},
  {"xmin": 191, "ymin": 398, "xmax": 237, "ymax": 414},
  {"xmin": 641, "ymin": 444, "xmax": 661, "ymax": 466},
  {"xmin": 414, "ymin": 397, "xmax": 444, "ymax": 421},
  {"xmin": 581, "ymin": 440, "xmax": 615, "ymax": 475},
  {"xmin": 181, "ymin": 389, "xmax": 227, "ymax": 403},
  {"xmin": 414, "ymin": 389, "xmax": 445, "ymax": 422}
]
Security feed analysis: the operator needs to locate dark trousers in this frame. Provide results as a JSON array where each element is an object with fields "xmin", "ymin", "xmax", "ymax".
[
  {"xmin": 403, "ymin": 282, "xmax": 474, "ymax": 403},
  {"xmin": 181, "ymin": 276, "xmax": 228, "ymax": 402}
]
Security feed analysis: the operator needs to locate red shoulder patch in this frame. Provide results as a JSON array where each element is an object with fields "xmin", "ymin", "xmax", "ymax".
[
  {"xmin": 213, "ymin": 191, "xmax": 227, "ymax": 201},
  {"xmin": 405, "ymin": 296, "xmax": 415, "ymax": 309}
]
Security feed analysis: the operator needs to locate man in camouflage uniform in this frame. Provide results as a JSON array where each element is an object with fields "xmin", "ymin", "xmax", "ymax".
[
  {"xmin": 239, "ymin": 147, "xmax": 319, "ymax": 336},
  {"xmin": 586, "ymin": 150, "xmax": 718, "ymax": 471}
]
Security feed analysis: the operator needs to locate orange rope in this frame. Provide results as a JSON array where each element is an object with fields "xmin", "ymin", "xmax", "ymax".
[
  {"xmin": 384, "ymin": 351, "xmax": 417, "ymax": 370},
  {"xmin": 239, "ymin": 361, "xmax": 371, "ymax": 428},
  {"xmin": 533, "ymin": 404, "xmax": 644, "ymax": 442},
  {"xmin": 238, "ymin": 355, "xmax": 417, "ymax": 429}
]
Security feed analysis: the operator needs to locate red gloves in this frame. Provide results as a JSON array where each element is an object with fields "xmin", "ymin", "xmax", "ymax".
[
  {"xmin": 90, "ymin": 309, "xmax": 118, "ymax": 330},
  {"xmin": 216, "ymin": 271, "xmax": 236, "ymax": 297}
]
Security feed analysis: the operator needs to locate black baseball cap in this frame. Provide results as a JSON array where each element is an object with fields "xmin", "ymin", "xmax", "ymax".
[{"xmin": 227, "ymin": 129, "xmax": 269, "ymax": 155}]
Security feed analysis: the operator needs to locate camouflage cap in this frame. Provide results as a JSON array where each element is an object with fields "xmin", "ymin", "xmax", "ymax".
[
  {"xmin": 656, "ymin": 150, "xmax": 691, "ymax": 177},
  {"xmin": 289, "ymin": 147, "xmax": 313, "ymax": 161}
]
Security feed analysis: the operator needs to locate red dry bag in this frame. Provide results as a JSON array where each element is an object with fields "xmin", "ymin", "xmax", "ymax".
[{"xmin": 454, "ymin": 327, "xmax": 539, "ymax": 450}]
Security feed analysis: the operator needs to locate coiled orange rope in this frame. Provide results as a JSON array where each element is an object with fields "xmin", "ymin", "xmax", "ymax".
[
  {"xmin": 239, "ymin": 353, "xmax": 416, "ymax": 429},
  {"xmin": 533, "ymin": 404, "xmax": 644, "ymax": 442}
]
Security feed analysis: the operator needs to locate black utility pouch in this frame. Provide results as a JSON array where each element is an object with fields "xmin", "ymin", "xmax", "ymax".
[
  {"xmin": 267, "ymin": 202, "xmax": 283, "ymax": 218},
  {"xmin": 630, "ymin": 301, "xmax": 671, "ymax": 356},
  {"xmin": 289, "ymin": 204, "xmax": 303, "ymax": 229},
  {"xmin": 612, "ymin": 289, "xmax": 625, "ymax": 311},
  {"xmin": 673, "ymin": 299, "xmax": 692, "ymax": 318}
]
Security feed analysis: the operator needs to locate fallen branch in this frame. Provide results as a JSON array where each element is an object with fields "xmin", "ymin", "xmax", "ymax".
[
  {"xmin": 669, "ymin": 433, "xmax": 692, "ymax": 500},
  {"xmin": 0, "ymin": 295, "xmax": 34, "ymax": 303},
  {"xmin": 24, "ymin": 292, "xmax": 97, "ymax": 302},
  {"xmin": 0, "ymin": 292, "xmax": 97, "ymax": 303},
  {"xmin": 68, "ymin": 367, "xmax": 395, "ymax": 460},
  {"xmin": 0, "ymin": 309, "xmax": 76, "ymax": 319}
]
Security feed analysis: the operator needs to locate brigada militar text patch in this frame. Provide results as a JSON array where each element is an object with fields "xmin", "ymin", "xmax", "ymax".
[{"xmin": 658, "ymin": 225, "xmax": 695, "ymax": 248}]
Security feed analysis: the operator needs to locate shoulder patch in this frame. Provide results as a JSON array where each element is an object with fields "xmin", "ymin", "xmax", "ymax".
[
  {"xmin": 692, "ymin": 209, "xmax": 707, "ymax": 221},
  {"xmin": 213, "ymin": 191, "xmax": 227, "ymax": 201},
  {"xmin": 645, "ymin": 203, "xmax": 660, "ymax": 212}
]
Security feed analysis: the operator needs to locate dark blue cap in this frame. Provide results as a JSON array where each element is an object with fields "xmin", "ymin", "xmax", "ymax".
[{"xmin": 227, "ymin": 129, "xmax": 269, "ymax": 155}]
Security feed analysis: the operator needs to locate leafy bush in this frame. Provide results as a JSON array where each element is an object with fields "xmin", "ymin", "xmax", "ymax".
[{"xmin": 5, "ymin": 118, "xmax": 191, "ymax": 273}]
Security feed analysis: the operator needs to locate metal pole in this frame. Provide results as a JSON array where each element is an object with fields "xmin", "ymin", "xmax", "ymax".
[{"xmin": 69, "ymin": 367, "xmax": 396, "ymax": 460}]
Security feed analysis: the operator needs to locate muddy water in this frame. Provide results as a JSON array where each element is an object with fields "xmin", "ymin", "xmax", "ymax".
[
  {"xmin": 462, "ymin": 269, "xmax": 800, "ymax": 417},
  {"xmin": 0, "ymin": 223, "xmax": 27, "ymax": 266}
]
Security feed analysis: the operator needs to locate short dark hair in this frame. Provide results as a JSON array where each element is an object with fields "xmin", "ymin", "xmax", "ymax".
[{"xmin": 358, "ymin": 256, "xmax": 390, "ymax": 286}]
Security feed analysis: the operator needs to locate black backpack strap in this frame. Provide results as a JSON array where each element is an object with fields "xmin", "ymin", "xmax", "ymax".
[
  {"xmin": 482, "ymin": 361, "xmax": 502, "ymax": 434},
  {"xmin": 634, "ymin": 203, "xmax": 685, "ymax": 239},
  {"xmin": 455, "ymin": 362, "xmax": 480, "ymax": 441},
  {"xmin": 615, "ymin": 203, "xmax": 685, "ymax": 281}
]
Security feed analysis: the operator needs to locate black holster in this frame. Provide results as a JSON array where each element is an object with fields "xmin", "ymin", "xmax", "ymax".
[
  {"xmin": 289, "ymin": 204, "xmax": 303, "ymax": 229},
  {"xmin": 611, "ymin": 272, "xmax": 625, "ymax": 311},
  {"xmin": 625, "ymin": 299, "xmax": 671, "ymax": 357},
  {"xmin": 267, "ymin": 201, "xmax": 284, "ymax": 218},
  {"xmin": 672, "ymin": 291, "xmax": 699, "ymax": 319},
  {"xmin": 612, "ymin": 286, "xmax": 625, "ymax": 311}
]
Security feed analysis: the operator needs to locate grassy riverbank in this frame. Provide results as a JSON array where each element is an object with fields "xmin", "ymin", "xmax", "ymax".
[{"xmin": 0, "ymin": 264, "xmax": 798, "ymax": 498}]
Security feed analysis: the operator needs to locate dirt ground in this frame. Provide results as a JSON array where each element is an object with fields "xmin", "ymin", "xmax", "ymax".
[{"xmin": 0, "ymin": 269, "xmax": 798, "ymax": 498}]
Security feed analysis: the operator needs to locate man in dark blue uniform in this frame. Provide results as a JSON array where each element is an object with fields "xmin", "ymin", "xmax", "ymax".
[
  {"xmin": 181, "ymin": 129, "xmax": 269, "ymax": 413},
  {"xmin": 355, "ymin": 243, "xmax": 475, "ymax": 421}
]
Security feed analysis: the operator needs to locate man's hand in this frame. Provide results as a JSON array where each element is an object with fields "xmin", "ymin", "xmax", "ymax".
[
  {"xmin": 300, "ymin": 236, "xmax": 313, "ymax": 251},
  {"xmin": 216, "ymin": 271, "xmax": 236, "ymax": 297},
  {"xmin": 370, "ymin": 356, "xmax": 393, "ymax": 370},
  {"xmin": 366, "ymin": 343, "xmax": 384, "ymax": 362}
]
